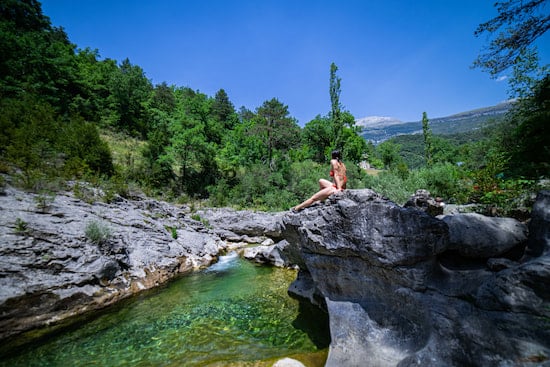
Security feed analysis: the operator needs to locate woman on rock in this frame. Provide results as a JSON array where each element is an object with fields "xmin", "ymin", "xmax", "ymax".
[{"xmin": 292, "ymin": 150, "xmax": 347, "ymax": 211}]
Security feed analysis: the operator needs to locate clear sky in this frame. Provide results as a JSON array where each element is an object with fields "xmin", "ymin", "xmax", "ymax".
[{"xmin": 41, "ymin": 0, "xmax": 549, "ymax": 125}]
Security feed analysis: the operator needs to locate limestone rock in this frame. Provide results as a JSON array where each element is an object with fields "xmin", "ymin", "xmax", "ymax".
[
  {"xmin": 197, "ymin": 207, "xmax": 285, "ymax": 239},
  {"xmin": 242, "ymin": 240, "xmax": 289, "ymax": 267},
  {"xmin": 281, "ymin": 189, "xmax": 550, "ymax": 366},
  {"xmin": 404, "ymin": 188, "xmax": 444, "ymax": 216},
  {"xmin": 0, "ymin": 184, "xmax": 226, "ymax": 342},
  {"xmin": 272, "ymin": 358, "xmax": 306, "ymax": 367},
  {"xmin": 439, "ymin": 212, "xmax": 528, "ymax": 258}
]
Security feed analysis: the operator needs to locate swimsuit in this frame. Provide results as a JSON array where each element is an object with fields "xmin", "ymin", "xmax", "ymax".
[{"xmin": 330, "ymin": 169, "xmax": 347, "ymax": 189}]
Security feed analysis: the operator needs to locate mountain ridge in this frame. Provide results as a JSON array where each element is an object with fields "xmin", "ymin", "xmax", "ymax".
[{"xmin": 357, "ymin": 100, "xmax": 514, "ymax": 143}]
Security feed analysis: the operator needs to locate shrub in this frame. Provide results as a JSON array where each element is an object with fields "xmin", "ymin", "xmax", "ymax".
[
  {"xmin": 85, "ymin": 220, "xmax": 112, "ymax": 245},
  {"xmin": 34, "ymin": 191, "xmax": 56, "ymax": 213},
  {"xmin": 15, "ymin": 218, "xmax": 28, "ymax": 234},
  {"xmin": 417, "ymin": 163, "xmax": 470, "ymax": 203}
]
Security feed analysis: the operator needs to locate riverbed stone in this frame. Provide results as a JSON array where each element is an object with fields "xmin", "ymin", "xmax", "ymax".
[{"xmin": 272, "ymin": 358, "xmax": 306, "ymax": 367}]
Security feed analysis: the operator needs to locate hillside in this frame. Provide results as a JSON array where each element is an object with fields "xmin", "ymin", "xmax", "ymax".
[{"xmin": 358, "ymin": 101, "xmax": 514, "ymax": 143}]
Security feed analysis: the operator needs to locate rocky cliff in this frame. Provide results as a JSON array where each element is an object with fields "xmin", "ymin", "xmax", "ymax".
[
  {"xmin": 281, "ymin": 189, "xmax": 550, "ymax": 367},
  {"xmin": 0, "ymin": 182, "xmax": 228, "ymax": 345}
]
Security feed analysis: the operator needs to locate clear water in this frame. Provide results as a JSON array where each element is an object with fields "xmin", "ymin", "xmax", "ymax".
[{"xmin": 0, "ymin": 253, "xmax": 329, "ymax": 367}]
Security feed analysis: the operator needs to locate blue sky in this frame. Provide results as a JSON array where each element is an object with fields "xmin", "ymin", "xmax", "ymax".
[{"xmin": 41, "ymin": 0, "xmax": 549, "ymax": 125}]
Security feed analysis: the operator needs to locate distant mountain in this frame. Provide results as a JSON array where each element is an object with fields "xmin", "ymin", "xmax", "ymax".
[{"xmin": 358, "ymin": 101, "xmax": 514, "ymax": 144}]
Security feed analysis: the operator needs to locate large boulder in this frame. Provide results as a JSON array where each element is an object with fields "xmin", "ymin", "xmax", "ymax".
[
  {"xmin": 197, "ymin": 207, "xmax": 285, "ymax": 240},
  {"xmin": 281, "ymin": 189, "xmax": 550, "ymax": 367},
  {"xmin": 439, "ymin": 213, "xmax": 528, "ymax": 258}
]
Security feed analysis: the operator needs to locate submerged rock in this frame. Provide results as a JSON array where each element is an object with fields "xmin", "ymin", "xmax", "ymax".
[{"xmin": 281, "ymin": 189, "xmax": 550, "ymax": 367}]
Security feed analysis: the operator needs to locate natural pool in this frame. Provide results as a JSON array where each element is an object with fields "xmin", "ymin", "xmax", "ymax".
[{"xmin": 0, "ymin": 252, "xmax": 329, "ymax": 367}]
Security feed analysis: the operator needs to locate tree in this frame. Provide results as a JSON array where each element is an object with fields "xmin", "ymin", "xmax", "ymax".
[
  {"xmin": 255, "ymin": 98, "xmax": 301, "ymax": 168},
  {"xmin": 422, "ymin": 112, "xmax": 434, "ymax": 166},
  {"xmin": 150, "ymin": 82, "xmax": 176, "ymax": 113},
  {"xmin": 474, "ymin": 1, "xmax": 549, "ymax": 179},
  {"xmin": 212, "ymin": 88, "xmax": 237, "ymax": 130},
  {"xmin": 376, "ymin": 141, "xmax": 403, "ymax": 169},
  {"xmin": 473, "ymin": 0, "xmax": 549, "ymax": 95},
  {"xmin": 329, "ymin": 62, "xmax": 343, "ymax": 148},
  {"xmin": 506, "ymin": 74, "xmax": 550, "ymax": 177},
  {"xmin": 302, "ymin": 115, "xmax": 334, "ymax": 163},
  {"xmin": 107, "ymin": 58, "xmax": 152, "ymax": 137},
  {"xmin": 0, "ymin": 0, "xmax": 80, "ymax": 112}
]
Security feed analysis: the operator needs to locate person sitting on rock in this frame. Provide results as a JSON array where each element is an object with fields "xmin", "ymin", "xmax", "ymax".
[{"xmin": 292, "ymin": 150, "xmax": 347, "ymax": 211}]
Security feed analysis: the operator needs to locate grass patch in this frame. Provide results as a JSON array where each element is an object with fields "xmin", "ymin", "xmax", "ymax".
[{"xmin": 100, "ymin": 129, "xmax": 147, "ymax": 169}]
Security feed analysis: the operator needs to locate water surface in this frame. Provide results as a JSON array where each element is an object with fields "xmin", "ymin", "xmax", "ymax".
[{"xmin": 1, "ymin": 253, "xmax": 329, "ymax": 366}]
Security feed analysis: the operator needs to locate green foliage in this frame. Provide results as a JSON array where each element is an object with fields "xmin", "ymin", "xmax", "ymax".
[
  {"xmin": 422, "ymin": 112, "xmax": 434, "ymax": 166},
  {"xmin": 301, "ymin": 115, "xmax": 334, "ymax": 163},
  {"xmin": 4, "ymin": 0, "xmax": 544, "ymax": 215},
  {"xmin": 15, "ymin": 217, "xmax": 28, "ymax": 234},
  {"xmin": 504, "ymin": 75, "xmax": 550, "ymax": 178},
  {"xmin": 101, "ymin": 174, "xmax": 129, "ymax": 203},
  {"xmin": 254, "ymin": 98, "xmax": 302, "ymax": 165},
  {"xmin": 330, "ymin": 62, "xmax": 343, "ymax": 148},
  {"xmin": 85, "ymin": 220, "xmax": 112, "ymax": 245},
  {"xmin": 362, "ymin": 163, "xmax": 471, "ymax": 205},
  {"xmin": 57, "ymin": 116, "xmax": 114, "ymax": 176},
  {"xmin": 417, "ymin": 163, "xmax": 470, "ymax": 203},
  {"xmin": 34, "ymin": 191, "xmax": 55, "ymax": 213},
  {"xmin": 376, "ymin": 141, "xmax": 404, "ymax": 169},
  {"xmin": 473, "ymin": 0, "xmax": 549, "ymax": 86},
  {"xmin": 165, "ymin": 226, "xmax": 178, "ymax": 239},
  {"xmin": 190, "ymin": 214, "xmax": 210, "ymax": 227}
]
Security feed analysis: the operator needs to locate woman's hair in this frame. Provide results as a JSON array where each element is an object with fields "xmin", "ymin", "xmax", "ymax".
[{"xmin": 331, "ymin": 150, "xmax": 342, "ymax": 161}]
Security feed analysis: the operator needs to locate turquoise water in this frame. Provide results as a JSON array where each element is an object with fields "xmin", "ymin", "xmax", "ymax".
[{"xmin": 0, "ymin": 253, "xmax": 329, "ymax": 367}]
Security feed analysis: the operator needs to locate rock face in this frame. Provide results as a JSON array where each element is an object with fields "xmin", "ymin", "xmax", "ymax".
[
  {"xmin": 0, "ymin": 183, "xmax": 227, "ymax": 343},
  {"xmin": 281, "ymin": 189, "xmax": 550, "ymax": 367},
  {"xmin": 439, "ymin": 212, "xmax": 528, "ymax": 258}
]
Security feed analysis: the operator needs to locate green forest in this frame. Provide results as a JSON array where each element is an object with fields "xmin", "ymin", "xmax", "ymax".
[{"xmin": 1, "ymin": 0, "xmax": 548, "ymax": 213}]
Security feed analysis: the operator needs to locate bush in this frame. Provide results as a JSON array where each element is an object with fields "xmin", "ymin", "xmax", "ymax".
[
  {"xmin": 85, "ymin": 220, "xmax": 112, "ymax": 245},
  {"xmin": 34, "ymin": 191, "xmax": 56, "ymax": 213},
  {"xmin": 417, "ymin": 163, "xmax": 470, "ymax": 203}
]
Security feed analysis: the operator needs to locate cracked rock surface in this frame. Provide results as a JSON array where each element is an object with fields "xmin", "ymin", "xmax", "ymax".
[{"xmin": 281, "ymin": 189, "xmax": 550, "ymax": 367}]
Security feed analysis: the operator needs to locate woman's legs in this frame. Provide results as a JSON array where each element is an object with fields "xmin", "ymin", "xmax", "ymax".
[
  {"xmin": 319, "ymin": 178, "xmax": 332, "ymax": 189},
  {"xmin": 293, "ymin": 186, "xmax": 336, "ymax": 211}
]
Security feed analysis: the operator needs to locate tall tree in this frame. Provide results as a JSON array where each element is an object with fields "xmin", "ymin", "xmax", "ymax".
[
  {"xmin": 151, "ymin": 82, "xmax": 176, "ymax": 113},
  {"xmin": 107, "ymin": 58, "xmax": 152, "ymax": 137},
  {"xmin": 211, "ymin": 88, "xmax": 237, "ymax": 130},
  {"xmin": 255, "ymin": 98, "xmax": 301, "ymax": 168},
  {"xmin": 422, "ymin": 112, "xmax": 434, "ymax": 166},
  {"xmin": 329, "ymin": 62, "xmax": 343, "ymax": 148},
  {"xmin": 474, "ymin": 0, "xmax": 550, "ymax": 179}
]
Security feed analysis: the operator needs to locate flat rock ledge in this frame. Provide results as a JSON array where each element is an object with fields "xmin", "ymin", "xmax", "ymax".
[{"xmin": 280, "ymin": 189, "xmax": 550, "ymax": 367}]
